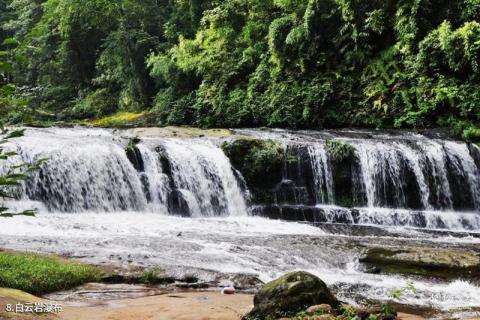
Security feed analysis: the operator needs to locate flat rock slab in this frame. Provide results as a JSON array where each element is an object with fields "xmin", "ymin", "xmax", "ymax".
[
  {"xmin": 59, "ymin": 291, "xmax": 253, "ymax": 320},
  {"xmin": 360, "ymin": 247, "xmax": 480, "ymax": 279},
  {"xmin": 44, "ymin": 283, "xmax": 168, "ymax": 304},
  {"xmin": 127, "ymin": 127, "xmax": 234, "ymax": 138}
]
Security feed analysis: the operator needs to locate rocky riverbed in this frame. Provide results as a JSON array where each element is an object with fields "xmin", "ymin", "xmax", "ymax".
[{"xmin": 1, "ymin": 214, "xmax": 480, "ymax": 319}]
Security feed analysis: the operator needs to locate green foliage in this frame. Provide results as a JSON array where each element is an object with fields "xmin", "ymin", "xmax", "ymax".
[
  {"xmin": 0, "ymin": 251, "xmax": 100, "ymax": 294},
  {"xmin": 222, "ymin": 139, "xmax": 284, "ymax": 203},
  {"xmin": 137, "ymin": 268, "xmax": 173, "ymax": 285},
  {"xmin": 0, "ymin": 0, "xmax": 479, "ymax": 137},
  {"xmin": 379, "ymin": 282, "xmax": 417, "ymax": 318},
  {"xmin": 0, "ymin": 41, "xmax": 45, "ymax": 217},
  {"xmin": 0, "ymin": 129, "xmax": 47, "ymax": 218},
  {"xmin": 339, "ymin": 303, "xmax": 357, "ymax": 319},
  {"xmin": 222, "ymin": 139, "xmax": 284, "ymax": 186},
  {"xmin": 326, "ymin": 140, "xmax": 354, "ymax": 162}
]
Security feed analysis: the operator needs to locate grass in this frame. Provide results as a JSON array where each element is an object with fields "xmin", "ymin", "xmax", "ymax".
[
  {"xmin": 0, "ymin": 251, "xmax": 101, "ymax": 295},
  {"xmin": 87, "ymin": 111, "xmax": 145, "ymax": 127}
]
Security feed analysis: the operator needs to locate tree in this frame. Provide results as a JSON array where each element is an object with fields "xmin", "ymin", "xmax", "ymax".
[{"xmin": 0, "ymin": 37, "xmax": 45, "ymax": 217}]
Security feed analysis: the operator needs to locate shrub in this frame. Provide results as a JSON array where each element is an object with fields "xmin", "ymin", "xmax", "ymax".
[{"xmin": 326, "ymin": 140, "xmax": 354, "ymax": 162}]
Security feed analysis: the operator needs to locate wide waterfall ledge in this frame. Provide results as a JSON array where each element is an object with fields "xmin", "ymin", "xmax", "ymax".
[{"xmin": 2, "ymin": 127, "xmax": 480, "ymax": 232}]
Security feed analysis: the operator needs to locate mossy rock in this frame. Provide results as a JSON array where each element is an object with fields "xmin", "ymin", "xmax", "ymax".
[
  {"xmin": 222, "ymin": 139, "xmax": 284, "ymax": 204},
  {"xmin": 243, "ymin": 271, "xmax": 338, "ymax": 319},
  {"xmin": 326, "ymin": 140, "xmax": 354, "ymax": 163},
  {"xmin": 128, "ymin": 126, "xmax": 233, "ymax": 138},
  {"xmin": 125, "ymin": 137, "xmax": 144, "ymax": 171},
  {"xmin": 87, "ymin": 112, "xmax": 148, "ymax": 128},
  {"xmin": 360, "ymin": 247, "xmax": 480, "ymax": 279}
]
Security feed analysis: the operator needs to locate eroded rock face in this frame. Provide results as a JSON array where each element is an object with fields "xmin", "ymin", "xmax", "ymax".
[
  {"xmin": 360, "ymin": 247, "xmax": 480, "ymax": 279},
  {"xmin": 243, "ymin": 271, "xmax": 337, "ymax": 319},
  {"xmin": 222, "ymin": 139, "xmax": 284, "ymax": 204}
]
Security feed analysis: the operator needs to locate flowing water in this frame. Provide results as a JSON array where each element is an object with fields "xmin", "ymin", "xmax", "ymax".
[{"xmin": 0, "ymin": 127, "xmax": 479, "ymax": 318}]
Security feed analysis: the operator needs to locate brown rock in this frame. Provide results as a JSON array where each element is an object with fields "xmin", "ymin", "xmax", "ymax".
[
  {"xmin": 353, "ymin": 305, "xmax": 382, "ymax": 318},
  {"xmin": 221, "ymin": 286, "xmax": 236, "ymax": 295},
  {"xmin": 311, "ymin": 315, "xmax": 335, "ymax": 320},
  {"xmin": 306, "ymin": 304, "xmax": 332, "ymax": 315}
]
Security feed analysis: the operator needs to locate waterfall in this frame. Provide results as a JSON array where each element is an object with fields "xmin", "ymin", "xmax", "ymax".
[
  {"xmin": 3, "ymin": 127, "xmax": 480, "ymax": 230},
  {"xmin": 236, "ymin": 129, "xmax": 480, "ymax": 231},
  {"xmin": 307, "ymin": 144, "xmax": 334, "ymax": 204},
  {"xmin": 160, "ymin": 139, "xmax": 248, "ymax": 217},
  {"xmin": 15, "ymin": 132, "xmax": 148, "ymax": 212},
  {"xmin": 5, "ymin": 128, "xmax": 248, "ymax": 216},
  {"xmin": 136, "ymin": 144, "xmax": 170, "ymax": 213},
  {"xmin": 443, "ymin": 141, "xmax": 480, "ymax": 209}
]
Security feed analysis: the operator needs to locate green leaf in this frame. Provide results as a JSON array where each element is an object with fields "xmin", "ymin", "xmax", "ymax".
[{"xmin": 1, "ymin": 38, "xmax": 20, "ymax": 46}]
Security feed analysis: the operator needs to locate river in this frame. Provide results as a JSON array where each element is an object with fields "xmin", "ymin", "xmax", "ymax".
[{"xmin": 0, "ymin": 127, "xmax": 479, "ymax": 319}]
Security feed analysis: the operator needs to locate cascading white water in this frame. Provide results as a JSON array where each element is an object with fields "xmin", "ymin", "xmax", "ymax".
[
  {"xmin": 3, "ymin": 127, "xmax": 480, "ymax": 230},
  {"xmin": 160, "ymin": 139, "xmax": 248, "ymax": 217},
  {"xmin": 353, "ymin": 138, "xmax": 480, "ymax": 212},
  {"xmin": 394, "ymin": 142, "xmax": 432, "ymax": 210},
  {"xmin": 136, "ymin": 144, "xmax": 170, "ymax": 213},
  {"xmin": 354, "ymin": 141, "xmax": 409, "ymax": 208},
  {"xmin": 443, "ymin": 141, "xmax": 480, "ymax": 208},
  {"xmin": 4, "ymin": 128, "xmax": 248, "ymax": 216},
  {"xmin": 422, "ymin": 141, "xmax": 453, "ymax": 210},
  {"xmin": 2, "ymin": 128, "xmax": 480, "ymax": 317},
  {"xmin": 235, "ymin": 129, "xmax": 480, "ymax": 231},
  {"xmin": 10, "ymin": 129, "xmax": 148, "ymax": 212},
  {"xmin": 307, "ymin": 144, "xmax": 334, "ymax": 204}
]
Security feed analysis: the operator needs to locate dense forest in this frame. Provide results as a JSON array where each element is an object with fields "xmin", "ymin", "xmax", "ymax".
[{"xmin": 0, "ymin": 0, "xmax": 479, "ymax": 139}]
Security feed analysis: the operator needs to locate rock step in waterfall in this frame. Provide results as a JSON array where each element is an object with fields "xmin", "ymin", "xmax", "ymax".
[{"xmin": 4, "ymin": 128, "xmax": 480, "ymax": 231}]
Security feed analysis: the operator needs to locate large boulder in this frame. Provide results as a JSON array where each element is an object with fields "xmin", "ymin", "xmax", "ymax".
[{"xmin": 243, "ymin": 271, "xmax": 338, "ymax": 319}]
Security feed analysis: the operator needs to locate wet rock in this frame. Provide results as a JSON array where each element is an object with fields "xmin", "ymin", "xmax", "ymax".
[
  {"xmin": 445, "ymin": 152, "xmax": 476, "ymax": 210},
  {"xmin": 360, "ymin": 247, "xmax": 480, "ymax": 279},
  {"xmin": 168, "ymin": 189, "xmax": 190, "ymax": 217},
  {"xmin": 125, "ymin": 139, "xmax": 144, "ymax": 172},
  {"xmin": 229, "ymin": 274, "xmax": 264, "ymax": 291},
  {"xmin": 274, "ymin": 180, "xmax": 312, "ymax": 206},
  {"xmin": 222, "ymin": 138, "xmax": 284, "ymax": 204},
  {"xmin": 175, "ymin": 282, "xmax": 209, "ymax": 289},
  {"xmin": 352, "ymin": 305, "xmax": 383, "ymax": 319},
  {"xmin": 101, "ymin": 273, "xmax": 127, "ymax": 283},
  {"xmin": 221, "ymin": 286, "xmax": 236, "ymax": 295},
  {"xmin": 243, "ymin": 271, "xmax": 338, "ymax": 319},
  {"xmin": 306, "ymin": 304, "xmax": 332, "ymax": 315}
]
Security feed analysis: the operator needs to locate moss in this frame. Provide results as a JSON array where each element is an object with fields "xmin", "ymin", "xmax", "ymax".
[
  {"xmin": 0, "ymin": 251, "xmax": 101, "ymax": 295},
  {"xmin": 128, "ymin": 126, "xmax": 233, "ymax": 138},
  {"xmin": 137, "ymin": 269, "xmax": 175, "ymax": 285},
  {"xmin": 86, "ymin": 112, "xmax": 146, "ymax": 127},
  {"xmin": 222, "ymin": 139, "xmax": 285, "ymax": 204},
  {"xmin": 326, "ymin": 140, "xmax": 354, "ymax": 163},
  {"xmin": 125, "ymin": 137, "xmax": 144, "ymax": 171},
  {"xmin": 244, "ymin": 271, "xmax": 338, "ymax": 320},
  {"xmin": 463, "ymin": 126, "xmax": 480, "ymax": 142}
]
